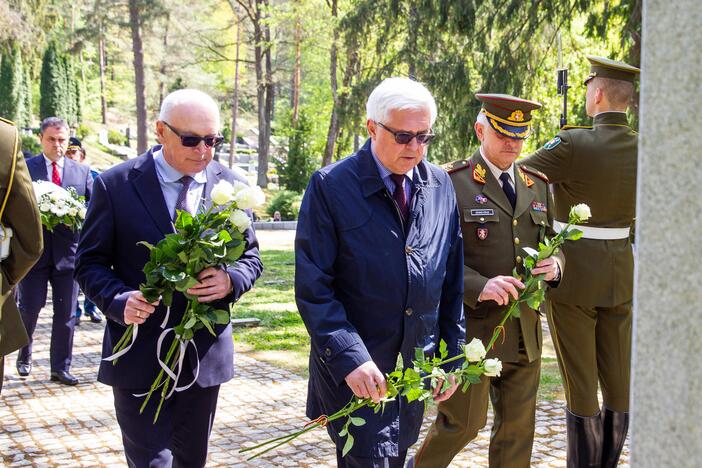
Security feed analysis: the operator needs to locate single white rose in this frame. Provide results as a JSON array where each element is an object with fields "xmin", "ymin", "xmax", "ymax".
[
  {"xmin": 229, "ymin": 209, "xmax": 252, "ymax": 233},
  {"xmin": 231, "ymin": 181, "xmax": 248, "ymax": 195},
  {"xmin": 68, "ymin": 207, "xmax": 78, "ymax": 216},
  {"xmin": 483, "ymin": 358, "xmax": 502, "ymax": 377},
  {"xmin": 571, "ymin": 203, "xmax": 592, "ymax": 222},
  {"xmin": 49, "ymin": 205, "xmax": 59, "ymax": 214},
  {"xmin": 210, "ymin": 180, "xmax": 236, "ymax": 206},
  {"xmin": 464, "ymin": 338, "xmax": 487, "ymax": 362},
  {"xmin": 39, "ymin": 203, "xmax": 51, "ymax": 212},
  {"xmin": 78, "ymin": 207, "xmax": 87, "ymax": 219},
  {"xmin": 54, "ymin": 208, "xmax": 67, "ymax": 217},
  {"xmin": 234, "ymin": 185, "xmax": 265, "ymax": 210}
]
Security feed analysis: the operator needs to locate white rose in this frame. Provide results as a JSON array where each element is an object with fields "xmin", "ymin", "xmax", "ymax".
[
  {"xmin": 40, "ymin": 203, "xmax": 51, "ymax": 212},
  {"xmin": 483, "ymin": 358, "xmax": 502, "ymax": 377},
  {"xmin": 78, "ymin": 207, "xmax": 87, "ymax": 219},
  {"xmin": 49, "ymin": 205, "xmax": 59, "ymax": 214},
  {"xmin": 229, "ymin": 209, "xmax": 252, "ymax": 233},
  {"xmin": 54, "ymin": 208, "xmax": 67, "ymax": 217},
  {"xmin": 210, "ymin": 180, "xmax": 236, "ymax": 206},
  {"xmin": 234, "ymin": 185, "xmax": 265, "ymax": 210},
  {"xmin": 231, "ymin": 181, "xmax": 248, "ymax": 195},
  {"xmin": 571, "ymin": 203, "xmax": 592, "ymax": 222},
  {"xmin": 464, "ymin": 338, "xmax": 487, "ymax": 362},
  {"xmin": 68, "ymin": 207, "xmax": 78, "ymax": 217}
]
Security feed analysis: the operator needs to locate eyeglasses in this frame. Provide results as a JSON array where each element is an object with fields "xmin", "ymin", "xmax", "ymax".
[
  {"xmin": 376, "ymin": 121, "xmax": 436, "ymax": 145},
  {"xmin": 162, "ymin": 121, "xmax": 224, "ymax": 148}
]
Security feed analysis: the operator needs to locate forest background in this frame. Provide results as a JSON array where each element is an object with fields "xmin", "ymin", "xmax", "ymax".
[{"xmin": 0, "ymin": 0, "xmax": 640, "ymax": 195}]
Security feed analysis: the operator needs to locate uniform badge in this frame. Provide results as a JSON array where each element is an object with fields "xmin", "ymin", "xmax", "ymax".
[
  {"xmin": 473, "ymin": 164, "xmax": 487, "ymax": 184},
  {"xmin": 517, "ymin": 168, "xmax": 535, "ymax": 188},
  {"xmin": 543, "ymin": 136, "xmax": 562, "ymax": 150},
  {"xmin": 475, "ymin": 194, "xmax": 488, "ymax": 204},
  {"xmin": 476, "ymin": 227, "xmax": 488, "ymax": 240},
  {"xmin": 531, "ymin": 201, "xmax": 547, "ymax": 212}
]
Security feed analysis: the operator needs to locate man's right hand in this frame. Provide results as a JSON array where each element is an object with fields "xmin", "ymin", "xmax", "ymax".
[
  {"xmin": 345, "ymin": 361, "xmax": 387, "ymax": 403},
  {"xmin": 478, "ymin": 275, "xmax": 525, "ymax": 306},
  {"xmin": 123, "ymin": 291, "xmax": 160, "ymax": 325}
]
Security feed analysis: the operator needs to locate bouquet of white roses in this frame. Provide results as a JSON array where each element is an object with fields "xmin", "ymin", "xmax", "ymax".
[
  {"xmin": 32, "ymin": 180, "xmax": 87, "ymax": 231},
  {"xmin": 105, "ymin": 179, "xmax": 265, "ymax": 423}
]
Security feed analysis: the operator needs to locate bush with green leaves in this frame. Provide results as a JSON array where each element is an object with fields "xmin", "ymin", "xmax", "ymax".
[
  {"xmin": 266, "ymin": 190, "xmax": 303, "ymax": 220},
  {"xmin": 107, "ymin": 129, "xmax": 127, "ymax": 146},
  {"xmin": 20, "ymin": 134, "xmax": 41, "ymax": 156}
]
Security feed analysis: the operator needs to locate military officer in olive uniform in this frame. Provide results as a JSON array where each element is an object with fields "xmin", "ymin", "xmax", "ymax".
[
  {"xmin": 520, "ymin": 56, "xmax": 640, "ymax": 468},
  {"xmin": 411, "ymin": 94, "xmax": 564, "ymax": 468},
  {"xmin": 0, "ymin": 118, "xmax": 43, "ymax": 393}
]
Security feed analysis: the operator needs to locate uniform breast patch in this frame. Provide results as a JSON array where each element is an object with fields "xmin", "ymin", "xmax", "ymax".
[
  {"xmin": 543, "ymin": 136, "xmax": 561, "ymax": 150},
  {"xmin": 470, "ymin": 208, "xmax": 494, "ymax": 217}
]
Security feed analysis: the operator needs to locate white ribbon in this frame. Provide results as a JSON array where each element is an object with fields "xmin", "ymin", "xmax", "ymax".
[
  {"xmin": 160, "ymin": 305, "xmax": 171, "ymax": 329},
  {"xmin": 102, "ymin": 324, "xmax": 139, "ymax": 362}
]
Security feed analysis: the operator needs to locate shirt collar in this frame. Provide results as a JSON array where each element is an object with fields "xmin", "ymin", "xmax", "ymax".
[
  {"xmin": 43, "ymin": 154, "xmax": 65, "ymax": 168},
  {"xmin": 153, "ymin": 148, "xmax": 207, "ymax": 184},
  {"xmin": 370, "ymin": 146, "xmax": 414, "ymax": 182},
  {"xmin": 480, "ymin": 147, "xmax": 515, "ymax": 184}
]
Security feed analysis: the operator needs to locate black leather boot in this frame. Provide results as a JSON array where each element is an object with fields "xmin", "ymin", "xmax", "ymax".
[
  {"xmin": 601, "ymin": 406, "xmax": 629, "ymax": 468},
  {"xmin": 566, "ymin": 408, "xmax": 603, "ymax": 468}
]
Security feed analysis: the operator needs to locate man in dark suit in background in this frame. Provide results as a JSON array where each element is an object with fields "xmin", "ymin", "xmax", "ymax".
[
  {"xmin": 75, "ymin": 89, "xmax": 262, "ymax": 467},
  {"xmin": 16, "ymin": 117, "xmax": 93, "ymax": 385}
]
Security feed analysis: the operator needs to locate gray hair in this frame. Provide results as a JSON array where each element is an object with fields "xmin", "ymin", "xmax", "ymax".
[
  {"xmin": 475, "ymin": 111, "xmax": 489, "ymax": 127},
  {"xmin": 366, "ymin": 77, "xmax": 437, "ymax": 126},
  {"xmin": 159, "ymin": 89, "xmax": 220, "ymax": 122},
  {"xmin": 40, "ymin": 117, "xmax": 69, "ymax": 134}
]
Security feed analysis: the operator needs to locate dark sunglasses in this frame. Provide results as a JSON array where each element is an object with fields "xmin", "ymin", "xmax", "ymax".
[
  {"xmin": 162, "ymin": 121, "xmax": 224, "ymax": 148},
  {"xmin": 376, "ymin": 121, "xmax": 436, "ymax": 145}
]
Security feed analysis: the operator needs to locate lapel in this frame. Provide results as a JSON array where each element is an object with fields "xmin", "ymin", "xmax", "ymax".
[
  {"xmin": 31, "ymin": 154, "xmax": 49, "ymax": 181},
  {"xmin": 201, "ymin": 162, "xmax": 224, "ymax": 211},
  {"xmin": 471, "ymin": 150, "xmax": 513, "ymax": 216},
  {"xmin": 409, "ymin": 158, "xmax": 440, "ymax": 223},
  {"xmin": 130, "ymin": 149, "xmax": 175, "ymax": 236},
  {"xmin": 61, "ymin": 157, "xmax": 79, "ymax": 189},
  {"xmin": 514, "ymin": 167, "xmax": 535, "ymax": 219},
  {"xmin": 358, "ymin": 140, "xmax": 387, "ymax": 199}
]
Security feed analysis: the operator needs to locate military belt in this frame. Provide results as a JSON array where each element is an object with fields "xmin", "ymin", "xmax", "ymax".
[{"xmin": 553, "ymin": 220, "xmax": 630, "ymax": 240}]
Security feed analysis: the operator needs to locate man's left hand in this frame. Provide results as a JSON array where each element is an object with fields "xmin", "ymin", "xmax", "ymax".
[
  {"xmin": 432, "ymin": 375, "xmax": 458, "ymax": 402},
  {"xmin": 532, "ymin": 257, "xmax": 560, "ymax": 282},
  {"xmin": 187, "ymin": 267, "xmax": 233, "ymax": 302}
]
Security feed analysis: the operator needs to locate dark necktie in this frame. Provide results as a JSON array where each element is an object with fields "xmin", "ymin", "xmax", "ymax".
[
  {"xmin": 51, "ymin": 161, "xmax": 61, "ymax": 186},
  {"xmin": 499, "ymin": 172, "xmax": 516, "ymax": 210},
  {"xmin": 174, "ymin": 175, "xmax": 194, "ymax": 220},
  {"xmin": 390, "ymin": 173, "xmax": 409, "ymax": 224}
]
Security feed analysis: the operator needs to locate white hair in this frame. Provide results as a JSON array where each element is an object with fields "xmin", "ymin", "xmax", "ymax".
[
  {"xmin": 366, "ymin": 77, "xmax": 437, "ymax": 126},
  {"xmin": 159, "ymin": 89, "xmax": 220, "ymax": 122},
  {"xmin": 476, "ymin": 111, "xmax": 489, "ymax": 127}
]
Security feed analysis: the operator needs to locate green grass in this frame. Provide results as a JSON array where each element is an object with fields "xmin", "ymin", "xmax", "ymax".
[{"xmin": 232, "ymin": 248, "xmax": 566, "ymax": 399}]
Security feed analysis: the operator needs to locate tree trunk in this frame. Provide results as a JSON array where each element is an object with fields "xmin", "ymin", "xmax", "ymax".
[
  {"xmin": 291, "ymin": 4, "xmax": 302, "ymax": 125},
  {"xmin": 322, "ymin": 0, "xmax": 339, "ymax": 167},
  {"xmin": 98, "ymin": 28, "xmax": 107, "ymax": 125},
  {"xmin": 158, "ymin": 16, "xmax": 170, "ymax": 108},
  {"xmin": 253, "ymin": 0, "xmax": 273, "ymax": 188},
  {"xmin": 230, "ymin": 11, "xmax": 242, "ymax": 168},
  {"xmin": 129, "ymin": 0, "xmax": 148, "ymax": 153}
]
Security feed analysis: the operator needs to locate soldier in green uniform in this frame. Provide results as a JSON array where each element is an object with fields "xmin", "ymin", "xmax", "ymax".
[
  {"xmin": 519, "ymin": 56, "xmax": 640, "ymax": 468},
  {"xmin": 0, "ymin": 118, "xmax": 43, "ymax": 393},
  {"xmin": 411, "ymin": 94, "xmax": 564, "ymax": 468}
]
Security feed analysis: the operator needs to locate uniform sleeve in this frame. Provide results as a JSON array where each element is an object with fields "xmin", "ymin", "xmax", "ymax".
[
  {"xmin": 545, "ymin": 183, "xmax": 565, "ymax": 288},
  {"xmin": 438, "ymin": 198, "xmax": 467, "ymax": 365},
  {"xmin": 463, "ymin": 266, "xmax": 490, "ymax": 309},
  {"xmin": 2, "ymin": 154, "xmax": 43, "ymax": 286},
  {"xmin": 294, "ymin": 172, "xmax": 372, "ymax": 386},
  {"xmin": 520, "ymin": 131, "xmax": 574, "ymax": 183}
]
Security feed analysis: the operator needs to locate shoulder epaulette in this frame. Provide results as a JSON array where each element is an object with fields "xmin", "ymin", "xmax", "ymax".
[
  {"xmin": 0, "ymin": 117, "xmax": 16, "ymax": 127},
  {"xmin": 442, "ymin": 159, "xmax": 470, "ymax": 174},
  {"xmin": 562, "ymin": 124, "xmax": 592, "ymax": 130},
  {"xmin": 519, "ymin": 165, "xmax": 549, "ymax": 183}
]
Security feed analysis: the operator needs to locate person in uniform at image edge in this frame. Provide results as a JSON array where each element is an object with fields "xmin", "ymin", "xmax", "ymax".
[
  {"xmin": 520, "ymin": 56, "xmax": 640, "ymax": 468},
  {"xmin": 410, "ymin": 94, "xmax": 564, "ymax": 468}
]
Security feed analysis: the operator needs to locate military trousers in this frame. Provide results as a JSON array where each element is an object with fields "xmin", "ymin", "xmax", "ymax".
[
  {"xmin": 547, "ymin": 301, "xmax": 631, "ymax": 416},
  {"xmin": 413, "ymin": 344, "xmax": 540, "ymax": 468}
]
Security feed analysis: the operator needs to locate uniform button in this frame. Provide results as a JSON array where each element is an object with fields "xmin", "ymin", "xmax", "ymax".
[
  {"xmin": 480, "ymin": 217, "xmax": 485, "ymax": 222},
  {"xmin": 324, "ymin": 348, "xmax": 332, "ymax": 357},
  {"xmin": 513, "ymin": 219, "xmax": 518, "ymax": 226},
  {"xmin": 405, "ymin": 246, "xmax": 413, "ymax": 254},
  {"xmin": 541, "ymin": 221, "xmax": 546, "ymax": 225},
  {"xmin": 405, "ymin": 307, "xmax": 413, "ymax": 316},
  {"xmin": 514, "ymin": 237, "xmax": 520, "ymax": 245},
  {"xmin": 516, "ymin": 256, "xmax": 522, "ymax": 264}
]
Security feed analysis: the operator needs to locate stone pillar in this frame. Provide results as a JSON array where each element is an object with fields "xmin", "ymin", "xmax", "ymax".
[{"xmin": 632, "ymin": 2, "xmax": 702, "ymax": 466}]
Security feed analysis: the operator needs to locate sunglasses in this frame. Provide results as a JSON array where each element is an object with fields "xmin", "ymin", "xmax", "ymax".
[
  {"xmin": 162, "ymin": 121, "xmax": 224, "ymax": 148},
  {"xmin": 376, "ymin": 121, "xmax": 436, "ymax": 145}
]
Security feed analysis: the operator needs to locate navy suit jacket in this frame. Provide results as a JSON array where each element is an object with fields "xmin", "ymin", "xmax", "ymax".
[
  {"xmin": 75, "ymin": 147, "xmax": 262, "ymax": 389},
  {"xmin": 26, "ymin": 154, "xmax": 93, "ymax": 271}
]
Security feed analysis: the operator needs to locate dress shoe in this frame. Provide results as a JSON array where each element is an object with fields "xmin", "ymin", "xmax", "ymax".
[
  {"xmin": 50, "ymin": 370, "xmax": 79, "ymax": 386},
  {"xmin": 16, "ymin": 360, "xmax": 31, "ymax": 377},
  {"xmin": 85, "ymin": 308, "xmax": 103, "ymax": 323}
]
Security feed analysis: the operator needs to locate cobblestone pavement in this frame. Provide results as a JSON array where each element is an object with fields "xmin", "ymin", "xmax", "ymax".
[{"xmin": 1, "ymin": 308, "xmax": 630, "ymax": 468}]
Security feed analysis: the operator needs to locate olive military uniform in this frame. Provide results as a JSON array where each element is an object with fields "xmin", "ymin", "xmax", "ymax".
[
  {"xmin": 520, "ymin": 55, "xmax": 639, "ymax": 468},
  {"xmin": 0, "ymin": 118, "xmax": 43, "ymax": 392},
  {"xmin": 414, "ymin": 148, "xmax": 562, "ymax": 468}
]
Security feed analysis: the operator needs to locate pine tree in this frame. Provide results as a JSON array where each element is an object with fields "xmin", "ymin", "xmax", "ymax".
[
  {"xmin": 40, "ymin": 42, "xmax": 67, "ymax": 120},
  {"xmin": 20, "ymin": 67, "xmax": 33, "ymax": 127},
  {"xmin": 0, "ymin": 44, "xmax": 23, "ymax": 122}
]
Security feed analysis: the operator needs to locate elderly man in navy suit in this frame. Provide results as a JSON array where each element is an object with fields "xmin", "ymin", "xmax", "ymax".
[
  {"xmin": 75, "ymin": 89, "xmax": 262, "ymax": 467},
  {"xmin": 16, "ymin": 117, "xmax": 93, "ymax": 385}
]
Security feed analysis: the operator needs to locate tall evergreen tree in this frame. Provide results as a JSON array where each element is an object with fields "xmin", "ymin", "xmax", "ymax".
[
  {"xmin": 0, "ymin": 43, "xmax": 23, "ymax": 122},
  {"xmin": 40, "ymin": 42, "xmax": 67, "ymax": 120}
]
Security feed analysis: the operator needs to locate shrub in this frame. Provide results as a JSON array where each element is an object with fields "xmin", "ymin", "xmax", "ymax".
[
  {"xmin": 74, "ymin": 123, "xmax": 90, "ymax": 140},
  {"xmin": 20, "ymin": 134, "xmax": 41, "ymax": 156},
  {"xmin": 266, "ymin": 190, "xmax": 303, "ymax": 221},
  {"xmin": 107, "ymin": 129, "xmax": 127, "ymax": 146}
]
